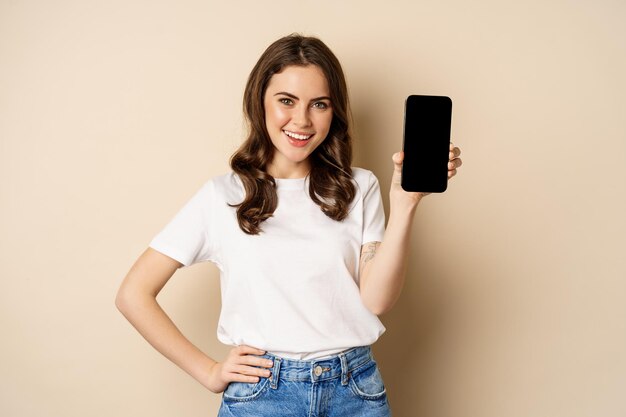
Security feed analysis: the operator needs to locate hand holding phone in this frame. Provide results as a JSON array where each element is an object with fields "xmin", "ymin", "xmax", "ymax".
[{"xmin": 401, "ymin": 95, "xmax": 452, "ymax": 193}]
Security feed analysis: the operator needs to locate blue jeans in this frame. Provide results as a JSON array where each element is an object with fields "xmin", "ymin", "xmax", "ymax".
[{"xmin": 217, "ymin": 345, "xmax": 392, "ymax": 417}]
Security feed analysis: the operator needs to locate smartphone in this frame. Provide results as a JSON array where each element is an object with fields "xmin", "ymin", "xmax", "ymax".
[{"xmin": 401, "ymin": 95, "xmax": 452, "ymax": 193}]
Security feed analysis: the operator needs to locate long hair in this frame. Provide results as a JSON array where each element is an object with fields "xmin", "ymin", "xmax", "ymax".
[{"xmin": 230, "ymin": 34, "xmax": 356, "ymax": 235}]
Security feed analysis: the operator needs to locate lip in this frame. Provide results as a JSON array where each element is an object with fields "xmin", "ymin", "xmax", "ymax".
[
  {"xmin": 283, "ymin": 129, "xmax": 315, "ymax": 139},
  {"xmin": 283, "ymin": 130, "xmax": 313, "ymax": 148}
]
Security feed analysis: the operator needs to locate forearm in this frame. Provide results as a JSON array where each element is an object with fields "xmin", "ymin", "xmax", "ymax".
[
  {"xmin": 116, "ymin": 291, "xmax": 216, "ymax": 389},
  {"xmin": 360, "ymin": 203, "xmax": 418, "ymax": 315}
]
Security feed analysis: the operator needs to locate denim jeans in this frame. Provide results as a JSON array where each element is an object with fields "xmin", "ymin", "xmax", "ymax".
[{"xmin": 217, "ymin": 345, "xmax": 391, "ymax": 417}]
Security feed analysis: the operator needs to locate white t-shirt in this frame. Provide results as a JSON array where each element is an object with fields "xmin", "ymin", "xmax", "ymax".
[{"xmin": 149, "ymin": 167, "xmax": 386, "ymax": 360}]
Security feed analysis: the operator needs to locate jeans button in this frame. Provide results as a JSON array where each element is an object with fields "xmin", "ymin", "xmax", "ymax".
[{"xmin": 314, "ymin": 365, "xmax": 323, "ymax": 376}]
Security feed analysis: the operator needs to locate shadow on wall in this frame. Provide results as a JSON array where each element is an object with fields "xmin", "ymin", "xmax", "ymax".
[
  {"xmin": 374, "ymin": 259, "xmax": 449, "ymax": 415},
  {"xmin": 353, "ymin": 99, "xmax": 456, "ymax": 415}
]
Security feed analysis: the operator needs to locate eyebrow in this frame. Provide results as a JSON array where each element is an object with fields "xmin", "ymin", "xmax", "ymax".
[{"xmin": 274, "ymin": 92, "xmax": 331, "ymax": 102}]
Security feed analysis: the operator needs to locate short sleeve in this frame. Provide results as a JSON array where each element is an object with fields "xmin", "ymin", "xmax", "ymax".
[
  {"xmin": 361, "ymin": 172, "xmax": 386, "ymax": 244},
  {"xmin": 148, "ymin": 180, "xmax": 215, "ymax": 267}
]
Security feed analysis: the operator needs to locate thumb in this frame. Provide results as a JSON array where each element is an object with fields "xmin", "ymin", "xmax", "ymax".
[{"xmin": 392, "ymin": 151, "xmax": 404, "ymax": 172}]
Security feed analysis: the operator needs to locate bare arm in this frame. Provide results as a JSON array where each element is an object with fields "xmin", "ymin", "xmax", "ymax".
[
  {"xmin": 359, "ymin": 145, "xmax": 462, "ymax": 315},
  {"xmin": 359, "ymin": 205, "xmax": 415, "ymax": 316},
  {"xmin": 115, "ymin": 248, "xmax": 221, "ymax": 389},
  {"xmin": 115, "ymin": 248, "xmax": 273, "ymax": 393}
]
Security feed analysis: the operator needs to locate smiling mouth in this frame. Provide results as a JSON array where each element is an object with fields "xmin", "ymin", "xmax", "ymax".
[{"xmin": 283, "ymin": 130, "xmax": 313, "ymax": 141}]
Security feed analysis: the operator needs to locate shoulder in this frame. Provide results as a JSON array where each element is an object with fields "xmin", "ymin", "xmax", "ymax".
[
  {"xmin": 350, "ymin": 167, "xmax": 383, "ymax": 203},
  {"xmin": 208, "ymin": 171, "xmax": 241, "ymax": 188},
  {"xmin": 351, "ymin": 167, "xmax": 380, "ymax": 188},
  {"xmin": 202, "ymin": 171, "xmax": 244, "ymax": 203}
]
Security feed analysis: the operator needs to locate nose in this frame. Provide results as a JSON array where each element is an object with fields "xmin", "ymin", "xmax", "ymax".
[{"xmin": 293, "ymin": 104, "xmax": 312, "ymax": 128}]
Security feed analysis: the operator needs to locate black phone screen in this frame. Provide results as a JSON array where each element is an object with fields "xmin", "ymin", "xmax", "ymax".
[{"xmin": 401, "ymin": 95, "xmax": 452, "ymax": 193}]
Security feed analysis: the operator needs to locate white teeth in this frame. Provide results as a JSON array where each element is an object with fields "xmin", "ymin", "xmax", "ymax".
[{"xmin": 284, "ymin": 130, "xmax": 312, "ymax": 140}]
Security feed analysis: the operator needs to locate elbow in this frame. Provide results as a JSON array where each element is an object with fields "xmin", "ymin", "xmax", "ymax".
[
  {"xmin": 362, "ymin": 297, "xmax": 393, "ymax": 316},
  {"xmin": 361, "ymin": 282, "xmax": 394, "ymax": 316},
  {"xmin": 369, "ymin": 304, "xmax": 392, "ymax": 316},
  {"xmin": 115, "ymin": 282, "xmax": 157, "ymax": 318},
  {"xmin": 115, "ymin": 286, "xmax": 133, "ymax": 316},
  {"xmin": 115, "ymin": 289, "xmax": 126, "ymax": 314}
]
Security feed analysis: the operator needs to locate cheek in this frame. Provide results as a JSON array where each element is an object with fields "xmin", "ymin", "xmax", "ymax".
[
  {"xmin": 266, "ymin": 104, "xmax": 290, "ymax": 127},
  {"xmin": 316, "ymin": 113, "xmax": 333, "ymax": 134}
]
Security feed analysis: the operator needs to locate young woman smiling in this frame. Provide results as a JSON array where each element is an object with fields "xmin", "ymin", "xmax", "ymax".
[{"xmin": 116, "ymin": 34, "xmax": 462, "ymax": 417}]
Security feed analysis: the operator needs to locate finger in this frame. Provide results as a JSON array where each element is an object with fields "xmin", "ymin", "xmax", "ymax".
[
  {"xmin": 221, "ymin": 361, "xmax": 270, "ymax": 379},
  {"xmin": 448, "ymin": 169, "xmax": 457, "ymax": 178},
  {"xmin": 233, "ymin": 364, "xmax": 272, "ymax": 378},
  {"xmin": 449, "ymin": 148, "xmax": 461, "ymax": 160},
  {"xmin": 236, "ymin": 345, "xmax": 266, "ymax": 356},
  {"xmin": 392, "ymin": 152, "xmax": 404, "ymax": 179},
  {"xmin": 448, "ymin": 158, "xmax": 462, "ymax": 170},
  {"xmin": 392, "ymin": 151, "xmax": 404, "ymax": 166},
  {"xmin": 233, "ymin": 346, "xmax": 273, "ymax": 369},
  {"xmin": 228, "ymin": 373, "xmax": 263, "ymax": 383},
  {"xmin": 241, "ymin": 355, "xmax": 274, "ymax": 369}
]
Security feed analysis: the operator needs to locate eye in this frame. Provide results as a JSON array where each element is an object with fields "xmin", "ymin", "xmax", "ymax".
[
  {"xmin": 279, "ymin": 98, "xmax": 294, "ymax": 105},
  {"xmin": 312, "ymin": 101, "xmax": 329, "ymax": 110}
]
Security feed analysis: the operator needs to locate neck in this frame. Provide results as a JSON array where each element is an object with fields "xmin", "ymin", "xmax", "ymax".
[{"xmin": 267, "ymin": 160, "xmax": 311, "ymax": 179}]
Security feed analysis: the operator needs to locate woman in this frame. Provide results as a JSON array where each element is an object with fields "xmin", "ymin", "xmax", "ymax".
[{"xmin": 116, "ymin": 34, "xmax": 462, "ymax": 416}]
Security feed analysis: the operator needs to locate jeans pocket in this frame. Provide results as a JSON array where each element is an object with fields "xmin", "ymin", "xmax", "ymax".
[
  {"xmin": 223, "ymin": 377, "xmax": 270, "ymax": 402},
  {"xmin": 348, "ymin": 360, "xmax": 387, "ymax": 401}
]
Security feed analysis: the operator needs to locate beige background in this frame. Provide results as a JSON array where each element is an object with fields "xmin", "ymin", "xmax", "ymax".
[{"xmin": 1, "ymin": 0, "xmax": 625, "ymax": 416}]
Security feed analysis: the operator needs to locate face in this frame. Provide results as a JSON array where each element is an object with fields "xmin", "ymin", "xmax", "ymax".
[{"xmin": 263, "ymin": 65, "xmax": 333, "ymax": 178}]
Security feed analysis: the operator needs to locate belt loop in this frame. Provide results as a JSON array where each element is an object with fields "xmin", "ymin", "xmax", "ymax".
[
  {"xmin": 269, "ymin": 357, "xmax": 282, "ymax": 390},
  {"xmin": 339, "ymin": 352, "xmax": 349, "ymax": 386}
]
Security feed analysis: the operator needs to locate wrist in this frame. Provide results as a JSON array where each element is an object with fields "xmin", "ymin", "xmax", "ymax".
[
  {"xmin": 388, "ymin": 204, "xmax": 418, "ymax": 227},
  {"xmin": 204, "ymin": 360, "xmax": 227, "ymax": 393},
  {"xmin": 196, "ymin": 357, "xmax": 220, "ymax": 391},
  {"xmin": 390, "ymin": 196, "xmax": 420, "ymax": 215}
]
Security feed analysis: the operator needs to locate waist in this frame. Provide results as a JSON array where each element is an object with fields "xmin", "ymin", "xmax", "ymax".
[
  {"xmin": 267, "ymin": 346, "xmax": 351, "ymax": 361},
  {"xmin": 260, "ymin": 345, "xmax": 373, "ymax": 383}
]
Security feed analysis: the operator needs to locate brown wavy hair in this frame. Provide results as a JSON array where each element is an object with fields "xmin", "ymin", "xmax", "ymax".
[{"xmin": 230, "ymin": 34, "xmax": 356, "ymax": 235}]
